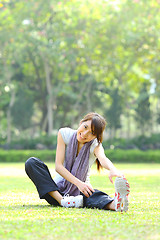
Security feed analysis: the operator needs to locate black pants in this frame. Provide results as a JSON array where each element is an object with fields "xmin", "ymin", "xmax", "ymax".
[{"xmin": 25, "ymin": 157, "xmax": 114, "ymax": 209}]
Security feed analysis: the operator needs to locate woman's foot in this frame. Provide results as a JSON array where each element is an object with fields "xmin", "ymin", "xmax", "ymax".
[
  {"xmin": 114, "ymin": 177, "xmax": 130, "ymax": 212},
  {"xmin": 61, "ymin": 195, "xmax": 83, "ymax": 208}
]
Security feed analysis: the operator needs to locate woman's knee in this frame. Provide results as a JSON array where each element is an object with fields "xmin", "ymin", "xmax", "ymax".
[{"xmin": 25, "ymin": 157, "xmax": 36, "ymax": 171}]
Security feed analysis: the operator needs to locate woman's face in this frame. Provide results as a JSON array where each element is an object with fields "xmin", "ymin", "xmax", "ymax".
[{"xmin": 77, "ymin": 120, "xmax": 96, "ymax": 143}]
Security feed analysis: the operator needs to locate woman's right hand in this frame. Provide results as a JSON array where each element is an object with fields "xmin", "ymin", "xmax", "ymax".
[{"xmin": 76, "ymin": 180, "xmax": 95, "ymax": 197}]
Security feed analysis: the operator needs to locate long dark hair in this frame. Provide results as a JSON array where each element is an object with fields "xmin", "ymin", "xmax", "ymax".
[{"xmin": 80, "ymin": 112, "xmax": 106, "ymax": 171}]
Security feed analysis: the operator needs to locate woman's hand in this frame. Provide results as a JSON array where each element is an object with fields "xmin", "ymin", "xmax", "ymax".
[
  {"xmin": 108, "ymin": 168, "xmax": 124, "ymax": 184},
  {"xmin": 76, "ymin": 180, "xmax": 95, "ymax": 197}
]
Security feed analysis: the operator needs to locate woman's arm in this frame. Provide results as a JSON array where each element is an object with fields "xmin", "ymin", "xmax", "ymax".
[
  {"xmin": 55, "ymin": 130, "xmax": 94, "ymax": 197},
  {"xmin": 94, "ymin": 144, "xmax": 123, "ymax": 183}
]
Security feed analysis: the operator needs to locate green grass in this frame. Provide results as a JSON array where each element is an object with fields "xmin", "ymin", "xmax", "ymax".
[{"xmin": 0, "ymin": 163, "xmax": 160, "ymax": 240}]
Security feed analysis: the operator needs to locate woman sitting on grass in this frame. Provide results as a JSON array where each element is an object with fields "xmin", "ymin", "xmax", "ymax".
[{"xmin": 25, "ymin": 112, "xmax": 130, "ymax": 212}]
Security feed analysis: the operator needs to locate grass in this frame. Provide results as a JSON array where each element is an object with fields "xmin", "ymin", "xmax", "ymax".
[{"xmin": 0, "ymin": 162, "xmax": 160, "ymax": 240}]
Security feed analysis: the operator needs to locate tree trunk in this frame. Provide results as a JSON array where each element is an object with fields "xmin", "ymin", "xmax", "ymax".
[
  {"xmin": 86, "ymin": 77, "xmax": 92, "ymax": 112},
  {"xmin": 3, "ymin": 57, "xmax": 15, "ymax": 143},
  {"xmin": 70, "ymin": 81, "xmax": 87, "ymax": 126},
  {"xmin": 7, "ymin": 89, "xmax": 15, "ymax": 143},
  {"xmin": 126, "ymin": 110, "xmax": 131, "ymax": 139},
  {"xmin": 41, "ymin": 53, "xmax": 53, "ymax": 136},
  {"xmin": 41, "ymin": 115, "xmax": 48, "ymax": 133},
  {"xmin": 7, "ymin": 108, "xmax": 11, "ymax": 144}
]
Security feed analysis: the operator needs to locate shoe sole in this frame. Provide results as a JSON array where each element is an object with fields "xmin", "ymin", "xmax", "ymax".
[{"xmin": 115, "ymin": 177, "xmax": 130, "ymax": 212}]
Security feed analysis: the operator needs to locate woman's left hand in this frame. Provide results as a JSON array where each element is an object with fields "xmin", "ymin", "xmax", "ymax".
[{"xmin": 108, "ymin": 168, "xmax": 124, "ymax": 184}]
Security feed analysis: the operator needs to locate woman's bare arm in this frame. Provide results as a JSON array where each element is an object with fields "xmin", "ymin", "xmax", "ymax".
[{"xmin": 94, "ymin": 144, "xmax": 123, "ymax": 183}]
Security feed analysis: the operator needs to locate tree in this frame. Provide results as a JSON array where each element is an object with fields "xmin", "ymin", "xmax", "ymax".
[
  {"xmin": 135, "ymin": 83, "xmax": 152, "ymax": 135},
  {"xmin": 105, "ymin": 87, "xmax": 123, "ymax": 138},
  {"xmin": 0, "ymin": 0, "xmax": 160, "ymax": 142},
  {"xmin": 11, "ymin": 87, "xmax": 34, "ymax": 130}
]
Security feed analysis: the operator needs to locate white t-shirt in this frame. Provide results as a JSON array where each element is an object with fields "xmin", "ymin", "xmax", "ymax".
[{"xmin": 54, "ymin": 127, "xmax": 100, "ymax": 184}]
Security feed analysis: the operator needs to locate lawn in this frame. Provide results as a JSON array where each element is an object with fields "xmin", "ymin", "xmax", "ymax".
[{"xmin": 0, "ymin": 162, "xmax": 160, "ymax": 240}]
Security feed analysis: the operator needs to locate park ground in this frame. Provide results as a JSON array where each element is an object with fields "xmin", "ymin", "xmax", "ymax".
[{"xmin": 0, "ymin": 162, "xmax": 160, "ymax": 240}]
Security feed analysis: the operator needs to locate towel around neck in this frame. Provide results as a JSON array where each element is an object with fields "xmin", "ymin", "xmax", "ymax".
[{"xmin": 57, "ymin": 131, "xmax": 94, "ymax": 196}]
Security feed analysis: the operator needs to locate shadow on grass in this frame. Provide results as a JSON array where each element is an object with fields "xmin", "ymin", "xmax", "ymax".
[{"xmin": 0, "ymin": 204, "xmax": 61, "ymax": 210}]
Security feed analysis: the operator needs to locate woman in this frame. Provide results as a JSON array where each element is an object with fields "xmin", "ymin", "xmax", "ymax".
[{"xmin": 25, "ymin": 112, "xmax": 130, "ymax": 212}]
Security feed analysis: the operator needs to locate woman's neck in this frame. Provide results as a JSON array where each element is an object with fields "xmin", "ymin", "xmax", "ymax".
[{"xmin": 76, "ymin": 142, "xmax": 84, "ymax": 157}]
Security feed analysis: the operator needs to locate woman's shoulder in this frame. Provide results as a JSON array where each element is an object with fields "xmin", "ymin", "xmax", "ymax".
[{"xmin": 59, "ymin": 127, "xmax": 76, "ymax": 145}]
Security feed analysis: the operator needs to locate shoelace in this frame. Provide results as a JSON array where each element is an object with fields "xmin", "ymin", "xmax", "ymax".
[{"xmin": 64, "ymin": 194, "xmax": 70, "ymax": 197}]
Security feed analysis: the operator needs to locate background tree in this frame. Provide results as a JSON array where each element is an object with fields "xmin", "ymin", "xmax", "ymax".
[
  {"xmin": 0, "ymin": 0, "xmax": 160, "ymax": 143},
  {"xmin": 135, "ymin": 83, "xmax": 152, "ymax": 135},
  {"xmin": 105, "ymin": 87, "xmax": 123, "ymax": 139}
]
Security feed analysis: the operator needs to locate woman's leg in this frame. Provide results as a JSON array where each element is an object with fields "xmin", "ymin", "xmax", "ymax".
[
  {"xmin": 25, "ymin": 157, "xmax": 84, "ymax": 208},
  {"xmin": 104, "ymin": 200, "xmax": 115, "ymax": 210},
  {"xmin": 83, "ymin": 189, "xmax": 114, "ymax": 210},
  {"xmin": 25, "ymin": 157, "xmax": 62, "ymax": 205},
  {"xmin": 48, "ymin": 191, "xmax": 63, "ymax": 204},
  {"xmin": 84, "ymin": 177, "xmax": 130, "ymax": 211}
]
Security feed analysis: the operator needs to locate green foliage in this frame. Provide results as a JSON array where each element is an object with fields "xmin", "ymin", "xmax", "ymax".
[
  {"xmin": 11, "ymin": 88, "xmax": 34, "ymax": 130},
  {"xmin": 131, "ymin": 134, "xmax": 160, "ymax": 149},
  {"xmin": 103, "ymin": 133, "xmax": 160, "ymax": 150},
  {"xmin": 0, "ymin": 0, "xmax": 160, "ymax": 141},
  {"xmin": 105, "ymin": 87, "xmax": 123, "ymax": 133},
  {"xmin": 135, "ymin": 83, "xmax": 151, "ymax": 135},
  {"xmin": 0, "ymin": 133, "xmax": 6, "ymax": 145},
  {"xmin": 105, "ymin": 149, "xmax": 160, "ymax": 163},
  {"xmin": 157, "ymin": 112, "xmax": 160, "ymax": 125},
  {"xmin": 0, "ymin": 149, "xmax": 160, "ymax": 163},
  {"xmin": 0, "ymin": 150, "xmax": 56, "ymax": 162},
  {"xmin": 2, "ymin": 134, "xmax": 57, "ymax": 149}
]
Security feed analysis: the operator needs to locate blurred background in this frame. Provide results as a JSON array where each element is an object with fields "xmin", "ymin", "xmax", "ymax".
[{"xmin": 0, "ymin": 0, "xmax": 160, "ymax": 151}]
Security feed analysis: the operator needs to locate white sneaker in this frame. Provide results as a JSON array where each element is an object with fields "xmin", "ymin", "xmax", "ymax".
[
  {"xmin": 114, "ymin": 177, "xmax": 130, "ymax": 212},
  {"xmin": 61, "ymin": 195, "xmax": 83, "ymax": 208}
]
